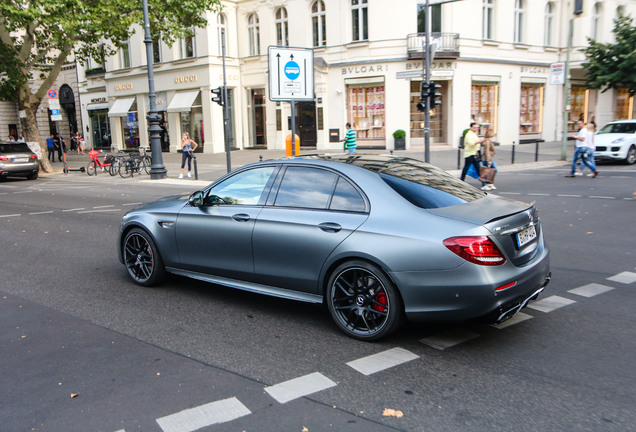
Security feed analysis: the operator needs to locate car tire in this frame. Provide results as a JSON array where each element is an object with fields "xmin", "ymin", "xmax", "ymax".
[
  {"xmin": 326, "ymin": 260, "xmax": 404, "ymax": 341},
  {"xmin": 625, "ymin": 145, "xmax": 636, "ymax": 165},
  {"xmin": 27, "ymin": 172, "xmax": 38, "ymax": 180},
  {"xmin": 122, "ymin": 228, "xmax": 166, "ymax": 286}
]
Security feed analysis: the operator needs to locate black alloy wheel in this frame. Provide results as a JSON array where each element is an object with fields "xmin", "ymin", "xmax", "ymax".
[
  {"xmin": 626, "ymin": 145, "xmax": 636, "ymax": 165},
  {"xmin": 122, "ymin": 228, "xmax": 165, "ymax": 286},
  {"xmin": 327, "ymin": 261, "xmax": 403, "ymax": 341}
]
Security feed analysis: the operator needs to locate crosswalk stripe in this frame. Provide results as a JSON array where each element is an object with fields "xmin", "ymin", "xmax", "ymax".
[
  {"xmin": 526, "ymin": 295, "xmax": 576, "ymax": 313},
  {"xmin": 420, "ymin": 329, "xmax": 480, "ymax": 350},
  {"xmin": 607, "ymin": 271, "xmax": 636, "ymax": 284},
  {"xmin": 346, "ymin": 347, "xmax": 419, "ymax": 376},
  {"xmin": 156, "ymin": 397, "xmax": 251, "ymax": 432},
  {"xmin": 265, "ymin": 372, "xmax": 336, "ymax": 404},
  {"xmin": 568, "ymin": 283, "xmax": 614, "ymax": 297}
]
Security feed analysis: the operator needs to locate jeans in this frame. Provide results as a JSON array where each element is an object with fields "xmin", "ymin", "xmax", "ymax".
[
  {"xmin": 181, "ymin": 151, "xmax": 193, "ymax": 171},
  {"xmin": 571, "ymin": 147, "xmax": 596, "ymax": 174},
  {"xmin": 346, "ymin": 147, "xmax": 356, "ymax": 154},
  {"xmin": 460, "ymin": 155, "xmax": 481, "ymax": 181}
]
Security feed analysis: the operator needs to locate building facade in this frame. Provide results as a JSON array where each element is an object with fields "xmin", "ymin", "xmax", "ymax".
[{"xmin": 75, "ymin": 0, "xmax": 636, "ymax": 154}]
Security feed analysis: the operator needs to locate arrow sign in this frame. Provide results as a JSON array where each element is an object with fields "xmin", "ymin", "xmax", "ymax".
[{"xmin": 268, "ymin": 46, "xmax": 314, "ymax": 101}]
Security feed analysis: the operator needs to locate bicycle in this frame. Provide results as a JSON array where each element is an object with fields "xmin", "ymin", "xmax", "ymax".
[
  {"xmin": 86, "ymin": 149, "xmax": 117, "ymax": 176},
  {"xmin": 118, "ymin": 151, "xmax": 150, "ymax": 178}
]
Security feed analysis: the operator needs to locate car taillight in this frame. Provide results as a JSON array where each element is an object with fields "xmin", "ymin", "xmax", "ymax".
[
  {"xmin": 443, "ymin": 236, "xmax": 506, "ymax": 266},
  {"xmin": 30, "ymin": 154, "xmax": 37, "ymax": 159},
  {"xmin": 0, "ymin": 155, "xmax": 7, "ymax": 161}
]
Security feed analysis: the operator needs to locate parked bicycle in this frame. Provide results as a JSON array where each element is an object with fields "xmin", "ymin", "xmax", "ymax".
[
  {"xmin": 118, "ymin": 149, "xmax": 151, "ymax": 178},
  {"xmin": 86, "ymin": 149, "xmax": 118, "ymax": 176}
]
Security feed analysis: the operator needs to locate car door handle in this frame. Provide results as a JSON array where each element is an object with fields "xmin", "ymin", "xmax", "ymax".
[
  {"xmin": 318, "ymin": 222, "xmax": 342, "ymax": 233},
  {"xmin": 232, "ymin": 213, "xmax": 251, "ymax": 222}
]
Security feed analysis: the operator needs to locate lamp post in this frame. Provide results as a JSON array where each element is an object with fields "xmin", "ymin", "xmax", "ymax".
[{"xmin": 142, "ymin": 0, "xmax": 167, "ymax": 179}]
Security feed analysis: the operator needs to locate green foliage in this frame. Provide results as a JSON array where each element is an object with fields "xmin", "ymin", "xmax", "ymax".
[
  {"xmin": 582, "ymin": 13, "xmax": 636, "ymax": 96},
  {"xmin": 392, "ymin": 129, "xmax": 406, "ymax": 139}
]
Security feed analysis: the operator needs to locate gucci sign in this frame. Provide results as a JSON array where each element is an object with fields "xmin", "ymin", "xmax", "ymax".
[{"xmin": 174, "ymin": 74, "xmax": 198, "ymax": 84}]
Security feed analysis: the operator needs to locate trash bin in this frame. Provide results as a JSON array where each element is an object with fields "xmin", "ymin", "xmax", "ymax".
[{"xmin": 286, "ymin": 133, "xmax": 300, "ymax": 157}]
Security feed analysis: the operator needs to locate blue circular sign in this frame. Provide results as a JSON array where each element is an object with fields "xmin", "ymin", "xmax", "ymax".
[{"xmin": 284, "ymin": 61, "xmax": 300, "ymax": 80}]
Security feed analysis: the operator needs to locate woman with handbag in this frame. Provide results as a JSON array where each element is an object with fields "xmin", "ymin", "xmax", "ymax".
[
  {"xmin": 479, "ymin": 129, "xmax": 497, "ymax": 191},
  {"xmin": 178, "ymin": 132, "xmax": 198, "ymax": 179}
]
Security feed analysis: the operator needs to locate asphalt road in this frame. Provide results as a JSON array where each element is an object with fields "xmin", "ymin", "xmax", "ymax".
[{"xmin": 0, "ymin": 159, "xmax": 635, "ymax": 432}]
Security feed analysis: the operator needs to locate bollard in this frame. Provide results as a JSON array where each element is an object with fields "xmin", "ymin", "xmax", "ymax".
[
  {"xmin": 192, "ymin": 154, "xmax": 198, "ymax": 180},
  {"xmin": 535, "ymin": 140, "xmax": 540, "ymax": 162},
  {"xmin": 457, "ymin": 148, "xmax": 461, "ymax": 170},
  {"xmin": 511, "ymin": 141, "xmax": 516, "ymax": 164}
]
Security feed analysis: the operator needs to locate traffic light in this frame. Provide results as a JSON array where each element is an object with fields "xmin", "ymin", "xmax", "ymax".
[
  {"xmin": 428, "ymin": 82, "xmax": 442, "ymax": 107},
  {"xmin": 211, "ymin": 86, "xmax": 225, "ymax": 106},
  {"xmin": 417, "ymin": 81, "xmax": 429, "ymax": 112}
]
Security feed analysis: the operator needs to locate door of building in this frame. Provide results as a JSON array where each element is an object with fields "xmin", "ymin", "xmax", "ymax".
[
  {"xmin": 295, "ymin": 101, "xmax": 317, "ymax": 147},
  {"xmin": 91, "ymin": 110, "xmax": 111, "ymax": 149}
]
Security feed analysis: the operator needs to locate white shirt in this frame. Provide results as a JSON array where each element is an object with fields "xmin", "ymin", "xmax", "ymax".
[{"xmin": 576, "ymin": 127, "xmax": 588, "ymax": 148}]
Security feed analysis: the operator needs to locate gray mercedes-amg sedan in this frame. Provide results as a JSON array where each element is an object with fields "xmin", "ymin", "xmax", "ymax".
[{"xmin": 118, "ymin": 155, "xmax": 550, "ymax": 340}]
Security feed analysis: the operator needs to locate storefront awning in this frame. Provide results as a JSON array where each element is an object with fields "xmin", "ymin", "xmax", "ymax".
[
  {"xmin": 87, "ymin": 103, "xmax": 109, "ymax": 111},
  {"xmin": 167, "ymin": 91, "xmax": 200, "ymax": 113},
  {"xmin": 108, "ymin": 97, "xmax": 136, "ymax": 117}
]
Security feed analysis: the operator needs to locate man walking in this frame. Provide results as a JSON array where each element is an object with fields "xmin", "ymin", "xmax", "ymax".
[
  {"xmin": 460, "ymin": 122, "xmax": 484, "ymax": 182},
  {"xmin": 342, "ymin": 122, "xmax": 357, "ymax": 154},
  {"xmin": 46, "ymin": 134, "xmax": 56, "ymax": 162},
  {"xmin": 565, "ymin": 120, "xmax": 598, "ymax": 178}
]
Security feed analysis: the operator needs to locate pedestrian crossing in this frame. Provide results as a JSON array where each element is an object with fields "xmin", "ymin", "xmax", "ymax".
[{"xmin": 113, "ymin": 269, "xmax": 635, "ymax": 432}]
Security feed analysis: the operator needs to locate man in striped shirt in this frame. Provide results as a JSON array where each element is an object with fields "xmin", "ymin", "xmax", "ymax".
[{"xmin": 342, "ymin": 122, "xmax": 357, "ymax": 154}]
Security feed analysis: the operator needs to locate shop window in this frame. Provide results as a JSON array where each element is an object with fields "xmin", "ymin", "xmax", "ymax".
[
  {"xmin": 409, "ymin": 80, "xmax": 447, "ymax": 144},
  {"xmin": 311, "ymin": 1, "xmax": 327, "ymax": 47},
  {"xmin": 616, "ymin": 89, "xmax": 633, "ymax": 120},
  {"xmin": 180, "ymin": 93, "xmax": 203, "ymax": 151},
  {"xmin": 568, "ymin": 86, "xmax": 587, "ymax": 131},
  {"xmin": 123, "ymin": 101, "xmax": 139, "ymax": 150},
  {"xmin": 347, "ymin": 85, "xmax": 385, "ymax": 139},
  {"xmin": 519, "ymin": 85, "xmax": 543, "ymax": 134},
  {"xmin": 471, "ymin": 83, "xmax": 498, "ymax": 136}
]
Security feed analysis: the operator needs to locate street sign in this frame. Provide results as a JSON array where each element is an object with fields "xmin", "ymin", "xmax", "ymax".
[
  {"xmin": 268, "ymin": 46, "xmax": 314, "ymax": 101},
  {"xmin": 550, "ymin": 62, "xmax": 565, "ymax": 85},
  {"xmin": 47, "ymin": 89, "xmax": 58, "ymax": 99},
  {"xmin": 50, "ymin": 108, "xmax": 62, "ymax": 121},
  {"xmin": 48, "ymin": 99, "xmax": 60, "ymax": 109}
]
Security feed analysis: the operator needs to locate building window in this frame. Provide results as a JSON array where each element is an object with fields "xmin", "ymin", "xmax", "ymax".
[
  {"xmin": 218, "ymin": 14, "xmax": 228, "ymax": 55},
  {"xmin": 180, "ymin": 93, "xmax": 203, "ymax": 151},
  {"xmin": 568, "ymin": 86, "xmax": 587, "ymax": 131},
  {"xmin": 471, "ymin": 83, "xmax": 498, "ymax": 135},
  {"xmin": 514, "ymin": 0, "xmax": 524, "ymax": 43},
  {"xmin": 520, "ymin": 85, "xmax": 543, "ymax": 134},
  {"xmin": 123, "ymin": 100, "xmax": 139, "ymax": 150},
  {"xmin": 417, "ymin": 4, "xmax": 442, "ymax": 33},
  {"xmin": 544, "ymin": 2, "xmax": 554, "ymax": 46},
  {"xmin": 248, "ymin": 14, "xmax": 260, "ymax": 56},
  {"xmin": 347, "ymin": 85, "xmax": 385, "ymax": 139},
  {"xmin": 275, "ymin": 7, "xmax": 289, "ymax": 46},
  {"xmin": 591, "ymin": 3, "xmax": 601, "ymax": 40},
  {"xmin": 616, "ymin": 89, "xmax": 633, "ymax": 120},
  {"xmin": 119, "ymin": 40, "xmax": 131, "ymax": 68},
  {"xmin": 482, "ymin": 0, "xmax": 494, "ymax": 40},
  {"xmin": 311, "ymin": 1, "xmax": 326, "ymax": 47},
  {"xmin": 351, "ymin": 0, "xmax": 368, "ymax": 42},
  {"xmin": 152, "ymin": 37, "xmax": 161, "ymax": 64},
  {"xmin": 179, "ymin": 29, "xmax": 196, "ymax": 59}
]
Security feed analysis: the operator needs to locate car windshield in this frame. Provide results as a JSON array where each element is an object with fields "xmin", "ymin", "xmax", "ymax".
[
  {"xmin": 312, "ymin": 155, "xmax": 485, "ymax": 209},
  {"xmin": 0, "ymin": 143, "xmax": 32, "ymax": 153},
  {"xmin": 597, "ymin": 123, "xmax": 636, "ymax": 134}
]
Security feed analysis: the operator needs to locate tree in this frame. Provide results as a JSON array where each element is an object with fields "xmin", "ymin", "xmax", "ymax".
[
  {"xmin": 582, "ymin": 13, "xmax": 636, "ymax": 97},
  {"xmin": 0, "ymin": 0, "xmax": 222, "ymax": 172}
]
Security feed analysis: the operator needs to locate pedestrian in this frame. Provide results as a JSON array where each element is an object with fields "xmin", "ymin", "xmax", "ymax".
[
  {"xmin": 581, "ymin": 122, "xmax": 598, "ymax": 177},
  {"xmin": 342, "ymin": 122, "xmax": 357, "ymax": 154},
  {"xmin": 78, "ymin": 135, "xmax": 86, "ymax": 155},
  {"xmin": 8, "ymin": 135, "xmax": 16, "ymax": 141},
  {"xmin": 178, "ymin": 132, "xmax": 198, "ymax": 179},
  {"xmin": 565, "ymin": 120, "xmax": 598, "ymax": 178},
  {"xmin": 46, "ymin": 134, "xmax": 56, "ymax": 162},
  {"xmin": 70, "ymin": 132, "xmax": 78, "ymax": 152},
  {"xmin": 479, "ymin": 129, "xmax": 497, "ymax": 190},
  {"xmin": 17, "ymin": 134, "xmax": 25, "ymax": 143},
  {"xmin": 460, "ymin": 122, "xmax": 484, "ymax": 182}
]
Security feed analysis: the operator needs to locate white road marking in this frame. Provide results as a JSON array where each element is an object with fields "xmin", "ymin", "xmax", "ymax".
[
  {"xmin": 557, "ymin": 194, "xmax": 582, "ymax": 197},
  {"xmin": 0, "ymin": 214, "xmax": 21, "ymax": 218},
  {"xmin": 607, "ymin": 271, "xmax": 636, "ymax": 284},
  {"xmin": 589, "ymin": 196, "xmax": 615, "ymax": 199},
  {"xmin": 265, "ymin": 372, "xmax": 336, "ymax": 404},
  {"xmin": 500, "ymin": 192, "xmax": 521, "ymax": 195},
  {"xmin": 490, "ymin": 312, "xmax": 533, "ymax": 329},
  {"xmin": 528, "ymin": 193, "xmax": 550, "ymax": 196},
  {"xmin": 93, "ymin": 205, "xmax": 115, "ymax": 209},
  {"xmin": 156, "ymin": 397, "xmax": 251, "ymax": 432},
  {"xmin": 526, "ymin": 295, "xmax": 576, "ymax": 313},
  {"xmin": 62, "ymin": 208, "xmax": 85, "ymax": 212},
  {"xmin": 77, "ymin": 209, "xmax": 121, "ymax": 214},
  {"xmin": 12, "ymin": 190, "xmax": 34, "ymax": 194},
  {"xmin": 568, "ymin": 283, "xmax": 615, "ymax": 297},
  {"xmin": 28, "ymin": 211, "xmax": 54, "ymax": 215},
  {"xmin": 346, "ymin": 347, "xmax": 419, "ymax": 376},
  {"xmin": 420, "ymin": 329, "xmax": 480, "ymax": 350},
  {"xmin": 122, "ymin": 202, "xmax": 143, "ymax": 206}
]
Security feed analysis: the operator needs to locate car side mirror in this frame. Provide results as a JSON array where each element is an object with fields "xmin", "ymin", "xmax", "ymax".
[{"xmin": 188, "ymin": 191, "xmax": 204, "ymax": 207}]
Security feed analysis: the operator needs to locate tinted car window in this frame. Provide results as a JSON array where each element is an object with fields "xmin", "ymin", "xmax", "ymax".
[
  {"xmin": 597, "ymin": 123, "xmax": 636, "ymax": 134},
  {"xmin": 205, "ymin": 166, "xmax": 275, "ymax": 205},
  {"xmin": 330, "ymin": 177, "xmax": 366, "ymax": 212},
  {"xmin": 275, "ymin": 166, "xmax": 337, "ymax": 209},
  {"xmin": 0, "ymin": 143, "xmax": 32, "ymax": 153}
]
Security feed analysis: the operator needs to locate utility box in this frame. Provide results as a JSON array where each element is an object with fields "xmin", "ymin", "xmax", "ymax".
[{"xmin": 329, "ymin": 129, "xmax": 340, "ymax": 143}]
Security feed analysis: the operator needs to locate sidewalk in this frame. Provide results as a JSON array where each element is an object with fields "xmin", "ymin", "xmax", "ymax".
[{"xmin": 45, "ymin": 140, "xmax": 571, "ymax": 183}]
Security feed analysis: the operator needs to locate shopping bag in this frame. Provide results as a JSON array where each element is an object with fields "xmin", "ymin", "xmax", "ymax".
[
  {"xmin": 479, "ymin": 166, "xmax": 496, "ymax": 184},
  {"xmin": 466, "ymin": 163, "xmax": 479, "ymax": 179}
]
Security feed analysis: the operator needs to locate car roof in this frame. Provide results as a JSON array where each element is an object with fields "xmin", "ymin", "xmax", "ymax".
[{"xmin": 605, "ymin": 120, "xmax": 636, "ymax": 124}]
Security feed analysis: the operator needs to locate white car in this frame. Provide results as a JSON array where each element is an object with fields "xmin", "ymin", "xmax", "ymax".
[{"xmin": 594, "ymin": 120, "xmax": 636, "ymax": 165}]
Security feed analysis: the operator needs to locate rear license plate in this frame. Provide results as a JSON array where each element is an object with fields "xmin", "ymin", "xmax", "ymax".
[
  {"xmin": 13, "ymin": 158, "xmax": 28, "ymax": 163},
  {"xmin": 516, "ymin": 225, "xmax": 537, "ymax": 248}
]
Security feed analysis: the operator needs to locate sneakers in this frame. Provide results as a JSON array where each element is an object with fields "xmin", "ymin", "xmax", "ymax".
[
  {"xmin": 575, "ymin": 171, "xmax": 583, "ymax": 176},
  {"xmin": 187, "ymin": 173, "xmax": 192, "ymax": 178},
  {"xmin": 480, "ymin": 184, "xmax": 496, "ymax": 191},
  {"xmin": 178, "ymin": 173, "xmax": 183, "ymax": 179},
  {"xmin": 564, "ymin": 174, "xmax": 576, "ymax": 178},
  {"xmin": 591, "ymin": 171, "xmax": 599, "ymax": 178}
]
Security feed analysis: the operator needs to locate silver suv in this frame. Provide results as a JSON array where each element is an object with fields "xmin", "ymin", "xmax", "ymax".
[{"xmin": 0, "ymin": 141, "xmax": 39, "ymax": 180}]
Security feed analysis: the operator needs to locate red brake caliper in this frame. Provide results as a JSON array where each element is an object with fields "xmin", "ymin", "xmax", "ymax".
[{"xmin": 373, "ymin": 292, "xmax": 387, "ymax": 312}]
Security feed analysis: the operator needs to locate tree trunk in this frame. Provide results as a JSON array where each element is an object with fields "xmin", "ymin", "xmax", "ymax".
[{"xmin": 18, "ymin": 86, "xmax": 53, "ymax": 173}]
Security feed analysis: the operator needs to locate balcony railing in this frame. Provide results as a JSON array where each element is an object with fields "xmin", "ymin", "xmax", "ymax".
[{"xmin": 407, "ymin": 32, "xmax": 460, "ymax": 59}]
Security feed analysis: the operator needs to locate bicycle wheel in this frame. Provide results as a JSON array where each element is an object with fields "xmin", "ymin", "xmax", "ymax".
[
  {"xmin": 86, "ymin": 160, "xmax": 96, "ymax": 176},
  {"xmin": 108, "ymin": 158, "xmax": 120, "ymax": 176},
  {"xmin": 119, "ymin": 159, "xmax": 133, "ymax": 178},
  {"xmin": 141, "ymin": 155, "xmax": 151, "ymax": 174}
]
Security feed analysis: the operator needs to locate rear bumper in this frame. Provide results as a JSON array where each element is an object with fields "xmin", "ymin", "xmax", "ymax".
[{"xmin": 0, "ymin": 163, "xmax": 39, "ymax": 178}]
